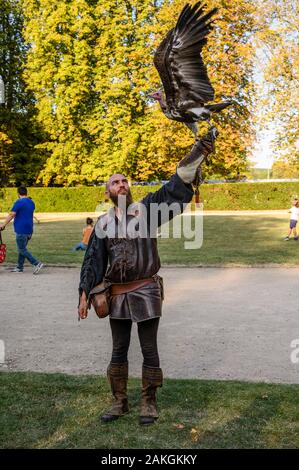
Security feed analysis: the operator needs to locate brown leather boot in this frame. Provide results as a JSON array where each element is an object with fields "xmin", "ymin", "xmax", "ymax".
[
  {"xmin": 139, "ymin": 365, "xmax": 163, "ymax": 425},
  {"xmin": 101, "ymin": 362, "xmax": 129, "ymax": 423}
]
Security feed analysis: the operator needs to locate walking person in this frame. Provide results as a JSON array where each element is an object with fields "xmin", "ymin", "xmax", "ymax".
[
  {"xmin": 78, "ymin": 128, "xmax": 218, "ymax": 425},
  {"xmin": 0, "ymin": 186, "xmax": 44, "ymax": 273}
]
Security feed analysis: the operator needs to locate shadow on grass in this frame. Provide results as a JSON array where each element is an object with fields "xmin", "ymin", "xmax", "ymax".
[
  {"xmin": 191, "ymin": 393, "xmax": 281, "ymax": 449},
  {"xmin": 1, "ymin": 372, "xmax": 298, "ymax": 449},
  {"xmin": 159, "ymin": 216, "xmax": 298, "ymax": 265},
  {"xmin": 1, "ymin": 216, "xmax": 298, "ymax": 266}
]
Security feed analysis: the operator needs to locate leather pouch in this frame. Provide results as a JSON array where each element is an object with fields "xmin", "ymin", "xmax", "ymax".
[{"xmin": 88, "ymin": 281, "xmax": 111, "ymax": 318}]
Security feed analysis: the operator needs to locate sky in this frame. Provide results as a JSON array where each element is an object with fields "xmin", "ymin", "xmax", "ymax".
[
  {"xmin": 250, "ymin": 7, "xmax": 298, "ymax": 169},
  {"xmin": 250, "ymin": 45, "xmax": 276, "ymax": 169},
  {"xmin": 251, "ymin": 128, "xmax": 276, "ymax": 169}
]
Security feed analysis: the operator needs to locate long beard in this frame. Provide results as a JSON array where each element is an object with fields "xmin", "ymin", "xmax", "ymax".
[{"xmin": 110, "ymin": 189, "xmax": 133, "ymax": 208}]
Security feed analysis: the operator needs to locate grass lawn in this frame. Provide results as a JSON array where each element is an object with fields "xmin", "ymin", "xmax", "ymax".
[
  {"xmin": 0, "ymin": 214, "xmax": 298, "ymax": 266},
  {"xmin": 0, "ymin": 372, "xmax": 298, "ymax": 449}
]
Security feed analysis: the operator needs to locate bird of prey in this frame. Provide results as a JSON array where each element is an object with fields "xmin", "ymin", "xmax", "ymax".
[{"xmin": 150, "ymin": 1, "xmax": 232, "ymax": 139}]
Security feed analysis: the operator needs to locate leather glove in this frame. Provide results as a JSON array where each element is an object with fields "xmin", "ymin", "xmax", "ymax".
[{"xmin": 177, "ymin": 127, "xmax": 219, "ymax": 183}]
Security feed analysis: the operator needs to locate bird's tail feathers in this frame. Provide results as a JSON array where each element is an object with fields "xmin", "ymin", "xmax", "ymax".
[
  {"xmin": 184, "ymin": 122, "xmax": 198, "ymax": 137},
  {"xmin": 206, "ymin": 101, "xmax": 233, "ymax": 113}
]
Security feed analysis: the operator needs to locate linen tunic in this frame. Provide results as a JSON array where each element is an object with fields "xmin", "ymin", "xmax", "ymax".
[{"xmin": 79, "ymin": 173, "xmax": 193, "ymax": 322}]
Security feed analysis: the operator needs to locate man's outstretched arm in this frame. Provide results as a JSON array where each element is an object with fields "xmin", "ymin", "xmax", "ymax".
[
  {"xmin": 177, "ymin": 127, "xmax": 218, "ymax": 184},
  {"xmin": 141, "ymin": 128, "xmax": 218, "ymax": 209}
]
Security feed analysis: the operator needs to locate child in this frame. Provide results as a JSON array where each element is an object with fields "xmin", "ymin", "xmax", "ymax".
[
  {"xmin": 72, "ymin": 217, "xmax": 94, "ymax": 251},
  {"xmin": 284, "ymin": 199, "xmax": 299, "ymax": 241}
]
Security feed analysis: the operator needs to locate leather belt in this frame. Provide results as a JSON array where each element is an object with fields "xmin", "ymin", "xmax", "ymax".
[{"xmin": 111, "ymin": 277, "xmax": 155, "ymax": 296}]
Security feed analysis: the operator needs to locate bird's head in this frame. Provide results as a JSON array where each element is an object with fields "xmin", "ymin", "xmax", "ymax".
[{"xmin": 149, "ymin": 91, "xmax": 163, "ymax": 102}]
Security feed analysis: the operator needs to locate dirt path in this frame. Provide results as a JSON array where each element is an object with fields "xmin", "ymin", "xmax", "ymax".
[{"xmin": 0, "ymin": 266, "xmax": 298, "ymax": 384}]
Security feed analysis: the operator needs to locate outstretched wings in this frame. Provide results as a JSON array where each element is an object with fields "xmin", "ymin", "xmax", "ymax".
[{"xmin": 154, "ymin": 2, "xmax": 217, "ymax": 110}]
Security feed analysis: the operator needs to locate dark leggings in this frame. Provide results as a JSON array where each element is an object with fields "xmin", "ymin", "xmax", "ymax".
[{"xmin": 110, "ymin": 317, "xmax": 160, "ymax": 368}]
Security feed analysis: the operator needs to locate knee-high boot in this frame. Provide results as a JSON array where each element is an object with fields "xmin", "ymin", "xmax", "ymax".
[
  {"xmin": 101, "ymin": 362, "xmax": 129, "ymax": 423},
  {"xmin": 139, "ymin": 365, "xmax": 163, "ymax": 425}
]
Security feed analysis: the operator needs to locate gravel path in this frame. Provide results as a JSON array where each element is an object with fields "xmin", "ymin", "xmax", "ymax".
[{"xmin": 0, "ymin": 266, "xmax": 298, "ymax": 384}]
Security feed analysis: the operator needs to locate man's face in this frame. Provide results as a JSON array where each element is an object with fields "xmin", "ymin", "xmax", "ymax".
[{"xmin": 106, "ymin": 174, "xmax": 133, "ymax": 207}]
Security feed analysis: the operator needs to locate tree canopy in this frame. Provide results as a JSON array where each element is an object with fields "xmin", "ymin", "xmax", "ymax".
[
  {"xmin": 253, "ymin": 0, "xmax": 299, "ymax": 170},
  {"xmin": 0, "ymin": 0, "xmax": 45, "ymax": 186},
  {"xmin": 1, "ymin": 0, "xmax": 296, "ymax": 186}
]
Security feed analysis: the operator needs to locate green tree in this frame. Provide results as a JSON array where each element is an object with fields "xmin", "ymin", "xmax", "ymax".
[
  {"xmin": 23, "ymin": 0, "xmax": 264, "ymax": 185},
  {"xmin": 136, "ymin": 0, "xmax": 262, "ymax": 180},
  {"xmin": 23, "ymin": 0, "xmax": 162, "ymax": 185},
  {"xmin": 0, "ymin": 0, "xmax": 45, "ymax": 186},
  {"xmin": 23, "ymin": 0, "xmax": 101, "ymax": 185}
]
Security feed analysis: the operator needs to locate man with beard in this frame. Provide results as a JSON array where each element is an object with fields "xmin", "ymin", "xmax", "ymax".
[{"xmin": 78, "ymin": 128, "xmax": 217, "ymax": 425}]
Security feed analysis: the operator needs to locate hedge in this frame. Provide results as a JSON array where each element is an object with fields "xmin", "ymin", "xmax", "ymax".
[{"xmin": 1, "ymin": 182, "xmax": 299, "ymax": 212}]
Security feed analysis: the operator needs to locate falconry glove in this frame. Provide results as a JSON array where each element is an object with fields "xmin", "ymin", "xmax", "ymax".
[{"xmin": 177, "ymin": 127, "xmax": 219, "ymax": 184}]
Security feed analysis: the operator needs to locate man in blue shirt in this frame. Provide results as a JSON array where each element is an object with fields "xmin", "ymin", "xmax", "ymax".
[{"xmin": 0, "ymin": 186, "xmax": 43, "ymax": 274}]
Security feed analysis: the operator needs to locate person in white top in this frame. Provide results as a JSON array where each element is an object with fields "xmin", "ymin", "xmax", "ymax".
[{"xmin": 284, "ymin": 198, "xmax": 299, "ymax": 241}]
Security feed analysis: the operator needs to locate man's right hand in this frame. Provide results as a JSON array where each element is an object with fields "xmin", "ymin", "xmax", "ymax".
[{"xmin": 78, "ymin": 292, "xmax": 88, "ymax": 320}]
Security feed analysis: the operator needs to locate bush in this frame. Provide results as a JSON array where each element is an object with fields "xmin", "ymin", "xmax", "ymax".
[
  {"xmin": 1, "ymin": 182, "xmax": 299, "ymax": 212},
  {"xmin": 200, "ymin": 182, "xmax": 299, "ymax": 210},
  {"xmin": 0, "ymin": 186, "xmax": 161, "ymax": 212}
]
